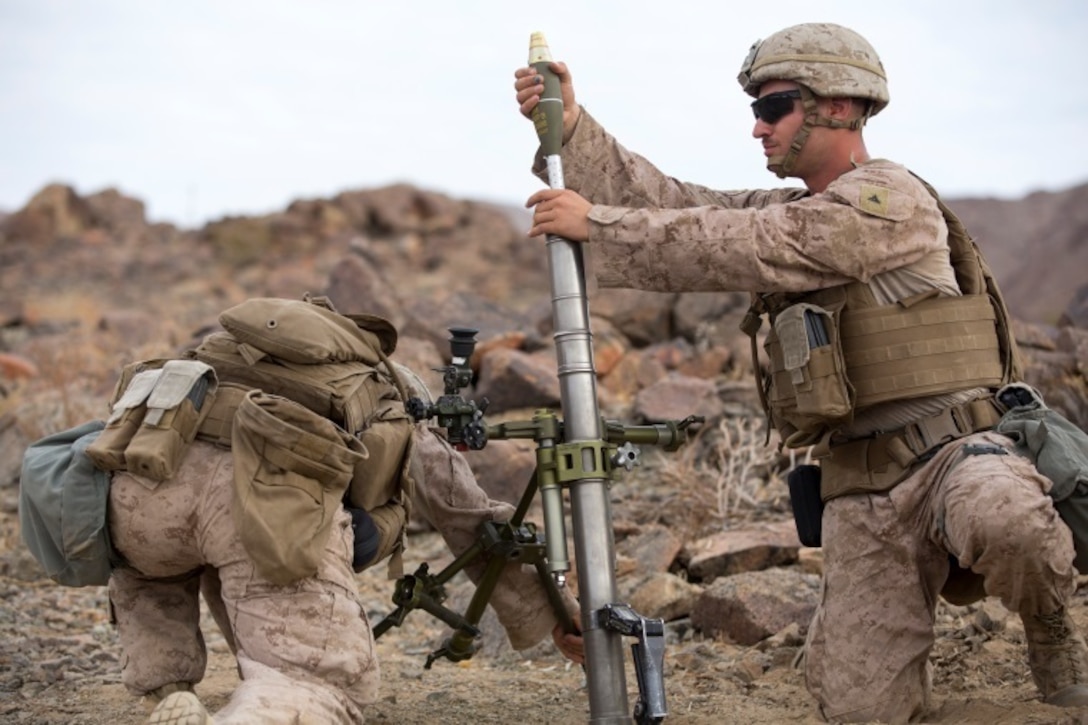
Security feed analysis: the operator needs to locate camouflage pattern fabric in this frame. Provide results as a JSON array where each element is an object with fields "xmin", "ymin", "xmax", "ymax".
[
  {"xmin": 109, "ymin": 426, "xmax": 572, "ymax": 723},
  {"xmin": 109, "ymin": 440, "xmax": 375, "ymax": 724},
  {"xmin": 537, "ymin": 110, "xmax": 1077, "ymax": 721},
  {"xmin": 536, "ymin": 110, "xmax": 951, "ymax": 298},
  {"xmin": 807, "ymin": 432, "xmax": 1075, "ymax": 722}
]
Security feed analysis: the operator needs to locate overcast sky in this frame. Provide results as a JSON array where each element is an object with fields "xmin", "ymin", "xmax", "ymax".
[{"xmin": 2, "ymin": 1, "xmax": 1086, "ymax": 229}]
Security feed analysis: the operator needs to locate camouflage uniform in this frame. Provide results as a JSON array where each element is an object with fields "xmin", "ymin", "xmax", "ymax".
[
  {"xmin": 536, "ymin": 109, "xmax": 1077, "ymax": 722},
  {"xmin": 109, "ymin": 425, "xmax": 566, "ymax": 724}
]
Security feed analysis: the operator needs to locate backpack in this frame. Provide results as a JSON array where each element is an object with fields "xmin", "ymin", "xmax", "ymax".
[
  {"xmin": 191, "ymin": 295, "xmax": 416, "ymax": 579},
  {"xmin": 88, "ymin": 295, "xmax": 416, "ymax": 581}
]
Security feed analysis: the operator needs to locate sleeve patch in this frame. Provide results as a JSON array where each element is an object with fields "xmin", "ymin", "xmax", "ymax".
[
  {"xmin": 859, "ymin": 185, "xmax": 890, "ymax": 216},
  {"xmin": 850, "ymin": 183, "xmax": 914, "ymax": 221}
]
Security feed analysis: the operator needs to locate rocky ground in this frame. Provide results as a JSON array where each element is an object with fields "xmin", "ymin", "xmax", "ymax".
[
  {"xmin": 4, "ymin": 475, "xmax": 1088, "ymax": 725},
  {"xmin": 2, "ymin": 182, "xmax": 1088, "ymax": 724}
]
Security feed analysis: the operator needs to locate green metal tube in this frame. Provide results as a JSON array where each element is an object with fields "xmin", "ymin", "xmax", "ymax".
[{"xmin": 537, "ymin": 436, "xmax": 570, "ymax": 581}]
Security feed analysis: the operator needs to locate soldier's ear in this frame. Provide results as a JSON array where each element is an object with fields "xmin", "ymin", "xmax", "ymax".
[{"xmin": 825, "ymin": 96, "xmax": 855, "ymax": 121}]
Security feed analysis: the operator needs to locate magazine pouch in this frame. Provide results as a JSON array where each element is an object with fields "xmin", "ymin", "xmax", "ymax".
[
  {"xmin": 84, "ymin": 367, "xmax": 162, "ymax": 472},
  {"xmin": 124, "ymin": 360, "xmax": 219, "ymax": 481}
]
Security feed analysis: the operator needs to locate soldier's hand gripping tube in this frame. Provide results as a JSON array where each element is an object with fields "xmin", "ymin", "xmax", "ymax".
[
  {"xmin": 529, "ymin": 31, "xmax": 573, "ymax": 591},
  {"xmin": 528, "ymin": 32, "xmax": 638, "ymax": 724}
]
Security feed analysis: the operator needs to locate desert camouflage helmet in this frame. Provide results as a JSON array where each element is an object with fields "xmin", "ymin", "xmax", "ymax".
[{"xmin": 738, "ymin": 22, "xmax": 889, "ymax": 115}]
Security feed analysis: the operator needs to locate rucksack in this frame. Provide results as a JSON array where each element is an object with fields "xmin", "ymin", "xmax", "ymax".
[
  {"xmin": 190, "ymin": 295, "xmax": 416, "ymax": 578},
  {"xmin": 86, "ymin": 295, "xmax": 415, "ymax": 580}
]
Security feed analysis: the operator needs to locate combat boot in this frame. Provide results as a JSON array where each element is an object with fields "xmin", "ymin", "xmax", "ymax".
[
  {"xmin": 147, "ymin": 690, "xmax": 213, "ymax": 725},
  {"xmin": 1023, "ymin": 607, "xmax": 1088, "ymax": 707}
]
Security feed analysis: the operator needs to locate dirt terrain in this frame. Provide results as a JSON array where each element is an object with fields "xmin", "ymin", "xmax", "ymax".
[
  {"xmin": 4, "ymin": 477, "xmax": 1088, "ymax": 725},
  {"xmin": 2, "ymin": 181, "xmax": 1088, "ymax": 724}
]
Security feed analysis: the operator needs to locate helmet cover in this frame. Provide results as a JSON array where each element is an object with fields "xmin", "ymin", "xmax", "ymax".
[{"xmin": 738, "ymin": 23, "xmax": 889, "ymax": 115}]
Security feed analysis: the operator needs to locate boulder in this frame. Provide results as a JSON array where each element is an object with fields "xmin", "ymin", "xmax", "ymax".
[
  {"xmin": 691, "ymin": 567, "xmax": 819, "ymax": 645},
  {"xmin": 681, "ymin": 520, "xmax": 801, "ymax": 583}
]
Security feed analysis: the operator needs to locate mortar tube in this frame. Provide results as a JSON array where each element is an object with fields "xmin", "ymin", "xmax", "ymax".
[
  {"xmin": 544, "ymin": 229, "xmax": 628, "ymax": 724},
  {"xmin": 529, "ymin": 30, "xmax": 630, "ymax": 725}
]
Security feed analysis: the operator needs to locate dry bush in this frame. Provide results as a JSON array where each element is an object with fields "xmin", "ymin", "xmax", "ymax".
[{"xmin": 647, "ymin": 413, "xmax": 798, "ymax": 534}]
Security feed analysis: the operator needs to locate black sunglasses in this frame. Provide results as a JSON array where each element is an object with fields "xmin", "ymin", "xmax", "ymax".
[{"xmin": 751, "ymin": 90, "xmax": 802, "ymax": 124}]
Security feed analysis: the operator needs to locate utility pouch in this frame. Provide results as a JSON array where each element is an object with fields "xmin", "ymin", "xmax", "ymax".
[
  {"xmin": 84, "ymin": 367, "xmax": 163, "ymax": 472},
  {"xmin": 362, "ymin": 499, "xmax": 408, "ymax": 572},
  {"xmin": 125, "ymin": 360, "xmax": 219, "ymax": 481},
  {"xmin": 773, "ymin": 303, "xmax": 852, "ymax": 419},
  {"xmin": 231, "ymin": 390, "xmax": 368, "ymax": 585},
  {"xmin": 994, "ymin": 383, "xmax": 1088, "ymax": 573},
  {"xmin": 20, "ymin": 420, "xmax": 120, "ymax": 586},
  {"xmin": 350, "ymin": 396, "xmax": 413, "ymax": 511},
  {"xmin": 787, "ymin": 464, "xmax": 824, "ymax": 548},
  {"xmin": 764, "ymin": 302, "xmax": 853, "ymax": 448},
  {"xmin": 1056, "ymin": 489, "xmax": 1088, "ymax": 575}
]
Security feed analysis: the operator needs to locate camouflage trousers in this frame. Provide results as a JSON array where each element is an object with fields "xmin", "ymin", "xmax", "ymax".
[
  {"xmin": 804, "ymin": 431, "xmax": 1077, "ymax": 723},
  {"xmin": 109, "ymin": 439, "xmax": 376, "ymax": 724},
  {"xmin": 109, "ymin": 426, "xmax": 567, "ymax": 724}
]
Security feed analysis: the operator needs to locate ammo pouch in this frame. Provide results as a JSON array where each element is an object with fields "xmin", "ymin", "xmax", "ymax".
[
  {"xmin": 85, "ymin": 360, "xmax": 218, "ymax": 481},
  {"xmin": 994, "ymin": 383, "xmax": 1088, "ymax": 573},
  {"xmin": 764, "ymin": 302, "xmax": 853, "ymax": 447},
  {"xmin": 231, "ymin": 389, "xmax": 368, "ymax": 585},
  {"xmin": 84, "ymin": 367, "xmax": 160, "ymax": 472}
]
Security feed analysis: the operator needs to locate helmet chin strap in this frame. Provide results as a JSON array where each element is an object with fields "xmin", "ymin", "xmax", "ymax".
[{"xmin": 766, "ymin": 86, "xmax": 872, "ymax": 179}]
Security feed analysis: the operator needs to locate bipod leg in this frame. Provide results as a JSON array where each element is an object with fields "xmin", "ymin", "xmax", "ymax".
[
  {"xmin": 376, "ymin": 467, "xmax": 567, "ymax": 668},
  {"xmin": 427, "ymin": 517, "xmax": 535, "ymax": 667},
  {"xmin": 373, "ymin": 560, "xmax": 477, "ymax": 640},
  {"xmin": 510, "ymin": 458, "xmax": 579, "ymax": 637},
  {"xmin": 596, "ymin": 603, "xmax": 668, "ymax": 724},
  {"xmin": 534, "ymin": 560, "xmax": 576, "ymax": 636}
]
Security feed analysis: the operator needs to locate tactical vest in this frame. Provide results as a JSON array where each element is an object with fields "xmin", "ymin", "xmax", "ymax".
[
  {"xmin": 743, "ymin": 176, "xmax": 1022, "ymax": 498},
  {"xmin": 86, "ymin": 295, "xmax": 415, "ymax": 579}
]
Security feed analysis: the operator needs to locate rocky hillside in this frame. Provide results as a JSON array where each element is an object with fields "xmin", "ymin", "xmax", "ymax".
[
  {"xmin": 949, "ymin": 183, "xmax": 1088, "ymax": 326},
  {"xmin": 2, "ymin": 180, "xmax": 1084, "ymax": 423},
  {"xmin": 1, "ymin": 179, "xmax": 1086, "ymax": 512},
  {"xmin": 0, "ymin": 181, "xmax": 1086, "ymax": 723}
]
